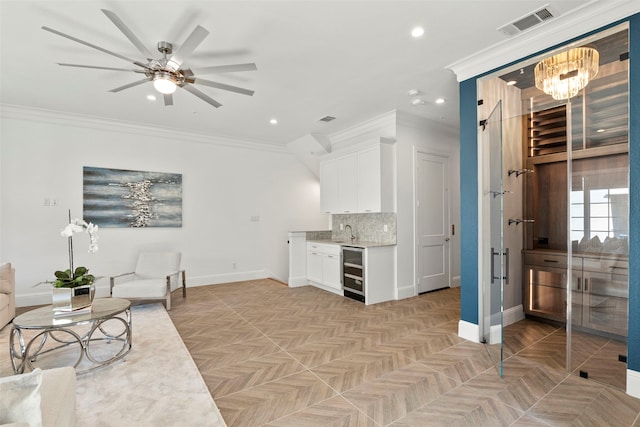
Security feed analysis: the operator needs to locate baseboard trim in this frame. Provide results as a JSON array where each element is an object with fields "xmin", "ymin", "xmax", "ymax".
[
  {"xmin": 458, "ymin": 320, "xmax": 480, "ymax": 343},
  {"xmin": 396, "ymin": 285, "xmax": 415, "ymax": 300},
  {"xmin": 288, "ymin": 276, "xmax": 308, "ymax": 287},
  {"xmin": 627, "ymin": 369, "xmax": 640, "ymax": 399},
  {"xmin": 451, "ymin": 276, "xmax": 461, "ymax": 288},
  {"xmin": 503, "ymin": 304, "xmax": 525, "ymax": 327},
  {"xmin": 188, "ymin": 270, "xmax": 269, "ymax": 286},
  {"xmin": 15, "ymin": 270, "xmax": 271, "ymax": 307}
]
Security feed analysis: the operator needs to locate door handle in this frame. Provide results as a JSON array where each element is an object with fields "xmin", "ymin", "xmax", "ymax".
[
  {"xmin": 491, "ymin": 247, "xmax": 508, "ymax": 284},
  {"xmin": 491, "ymin": 248, "xmax": 500, "ymax": 283},
  {"xmin": 504, "ymin": 248, "xmax": 509, "ymax": 285},
  {"xmin": 445, "ymin": 237, "xmax": 450, "ymax": 242}
]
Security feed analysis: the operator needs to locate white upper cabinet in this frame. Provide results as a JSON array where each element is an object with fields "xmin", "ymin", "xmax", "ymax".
[
  {"xmin": 357, "ymin": 145, "xmax": 394, "ymax": 213},
  {"xmin": 337, "ymin": 153, "xmax": 357, "ymax": 213},
  {"xmin": 320, "ymin": 153, "xmax": 357, "ymax": 213},
  {"xmin": 320, "ymin": 140, "xmax": 394, "ymax": 214},
  {"xmin": 319, "ymin": 159, "xmax": 340, "ymax": 214}
]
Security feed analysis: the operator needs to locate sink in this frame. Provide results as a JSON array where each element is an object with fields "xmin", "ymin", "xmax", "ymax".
[{"xmin": 331, "ymin": 240, "xmax": 346, "ymax": 243}]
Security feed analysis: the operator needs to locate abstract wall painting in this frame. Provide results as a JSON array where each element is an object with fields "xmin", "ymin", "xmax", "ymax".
[{"xmin": 83, "ymin": 166, "xmax": 182, "ymax": 228}]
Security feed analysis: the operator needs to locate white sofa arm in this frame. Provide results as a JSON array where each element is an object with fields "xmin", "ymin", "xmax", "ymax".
[
  {"xmin": 0, "ymin": 263, "xmax": 16, "ymax": 330},
  {"xmin": 0, "ymin": 367, "xmax": 76, "ymax": 427}
]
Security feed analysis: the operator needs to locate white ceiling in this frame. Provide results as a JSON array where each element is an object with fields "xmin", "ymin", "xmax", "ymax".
[{"xmin": 0, "ymin": 1, "xmax": 619, "ymax": 147}]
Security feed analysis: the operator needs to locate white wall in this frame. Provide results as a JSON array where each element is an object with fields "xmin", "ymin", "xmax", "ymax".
[
  {"xmin": 396, "ymin": 111, "xmax": 460, "ymax": 298},
  {"xmin": 0, "ymin": 108, "xmax": 328, "ymax": 306}
]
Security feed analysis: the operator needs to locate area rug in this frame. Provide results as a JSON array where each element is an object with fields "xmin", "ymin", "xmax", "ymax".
[{"xmin": 0, "ymin": 303, "xmax": 226, "ymax": 427}]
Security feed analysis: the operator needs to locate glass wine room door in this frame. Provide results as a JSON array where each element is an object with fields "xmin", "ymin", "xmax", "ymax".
[{"xmin": 484, "ymin": 101, "xmax": 505, "ymax": 376}]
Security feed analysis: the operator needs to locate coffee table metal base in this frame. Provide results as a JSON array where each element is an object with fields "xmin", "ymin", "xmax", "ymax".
[{"xmin": 10, "ymin": 299, "xmax": 132, "ymax": 374}]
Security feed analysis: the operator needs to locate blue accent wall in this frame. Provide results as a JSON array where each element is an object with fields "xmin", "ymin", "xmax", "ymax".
[
  {"xmin": 459, "ymin": 78, "xmax": 479, "ymax": 324},
  {"xmin": 627, "ymin": 12, "xmax": 640, "ymax": 373}
]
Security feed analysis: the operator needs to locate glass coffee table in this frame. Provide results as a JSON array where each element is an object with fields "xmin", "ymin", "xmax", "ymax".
[{"xmin": 10, "ymin": 297, "xmax": 132, "ymax": 374}]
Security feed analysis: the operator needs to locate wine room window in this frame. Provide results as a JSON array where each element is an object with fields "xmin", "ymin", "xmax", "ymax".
[{"xmin": 571, "ymin": 187, "xmax": 629, "ymax": 251}]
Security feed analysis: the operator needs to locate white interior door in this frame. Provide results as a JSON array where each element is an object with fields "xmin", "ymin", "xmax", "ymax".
[{"xmin": 416, "ymin": 152, "xmax": 450, "ymax": 293}]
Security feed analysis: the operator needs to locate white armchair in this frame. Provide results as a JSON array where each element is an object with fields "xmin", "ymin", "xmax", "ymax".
[{"xmin": 110, "ymin": 252, "xmax": 186, "ymax": 310}]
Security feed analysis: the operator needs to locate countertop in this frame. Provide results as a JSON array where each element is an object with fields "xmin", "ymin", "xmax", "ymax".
[{"xmin": 307, "ymin": 239, "xmax": 396, "ymax": 248}]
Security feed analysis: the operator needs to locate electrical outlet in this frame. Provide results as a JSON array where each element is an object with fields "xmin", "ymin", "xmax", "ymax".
[
  {"xmin": 51, "ymin": 198, "xmax": 58, "ymax": 207},
  {"xmin": 43, "ymin": 197, "xmax": 50, "ymax": 206},
  {"xmin": 383, "ymin": 224, "xmax": 388, "ymax": 232},
  {"xmin": 340, "ymin": 223, "xmax": 344, "ymax": 231},
  {"xmin": 232, "ymin": 262, "xmax": 237, "ymax": 270}
]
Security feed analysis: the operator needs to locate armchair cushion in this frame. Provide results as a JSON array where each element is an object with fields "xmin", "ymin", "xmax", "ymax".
[{"xmin": 112, "ymin": 278, "xmax": 169, "ymax": 299}]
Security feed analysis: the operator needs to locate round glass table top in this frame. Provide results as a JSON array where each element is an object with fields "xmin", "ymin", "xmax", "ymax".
[{"xmin": 13, "ymin": 297, "xmax": 131, "ymax": 329}]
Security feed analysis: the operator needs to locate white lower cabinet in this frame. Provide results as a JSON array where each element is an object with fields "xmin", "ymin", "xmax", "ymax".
[
  {"xmin": 306, "ymin": 242, "xmax": 342, "ymax": 294},
  {"xmin": 323, "ymin": 253, "xmax": 342, "ymax": 290}
]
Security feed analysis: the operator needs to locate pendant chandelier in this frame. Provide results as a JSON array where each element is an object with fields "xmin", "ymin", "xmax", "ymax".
[{"xmin": 534, "ymin": 47, "xmax": 599, "ymax": 100}]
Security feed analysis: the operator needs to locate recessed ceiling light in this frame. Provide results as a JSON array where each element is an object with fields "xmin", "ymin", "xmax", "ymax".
[
  {"xmin": 411, "ymin": 27, "xmax": 425, "ymax": 38},
  {"xmin": 435, "ymin": 98, "xmax": 446, "ymax": 104},
  {"xmin": 270, "ymin": 118, "xmax": 278, "ymax": 125},
  {"xmin": 412, "ymin": 98, "xmax": 425, "ymax": 105},
  {"xmin": 147, "ymin": 95, "xmax": 156, "ymax": 101},
  {"xmin": 597, "ymin": 128, "xmax": 606, "ymax": 133},
  {"xmin": 506, "ymin": 80, "xmax": 517, "ymax": 86},
  {"xmin": 407, "ymin": 89, "xmax": 420, "ymax": 97}
]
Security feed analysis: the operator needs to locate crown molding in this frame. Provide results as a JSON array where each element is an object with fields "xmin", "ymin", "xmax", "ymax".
[
  {"xmin": 329, "ymin": 110, "xmax": 397, "ymax": 149},
  {"xmin": 446, "ymin": 1, "xmax": 639, "ymax": 82},
  {"xmin": 0, "ymin": 104, "xmax": 288, "ymax": 154},
  {"xmin": 396, "ymin": 110, "xmax": 459, "ymax": 139}
]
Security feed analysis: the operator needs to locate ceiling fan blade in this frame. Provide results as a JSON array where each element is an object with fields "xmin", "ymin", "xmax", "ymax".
[
  {"xmin": 192, "ymin": 78, "xmax": 255, "ymax": 96},
  {"xmin": 58, "ymin": 63, "xmax": 145, "ymax": 73},
  {"xmin": 101, "ymin": 9, "xmax": 154, "ymax": 60},
  {"xmin": 109, "ymin": 78, "xmax": 150, "ymax": 93},
  {"xmin": 163, "ymin": 94, "xmax": 174, "ymax": 106},
  {"xmin": 167, "ymin": 25, "xmax": 209, "ymax": 70},
  {"xmin": 181, "ymin": 84, "xmax": 222, "ymax": 108},
  {"xmin": 42, "ymin": 26, "xmax": 149, "ymax": 69},
  {"xmin": 191, "ymin": 63, "xmax": 257, "ymax": 74}
]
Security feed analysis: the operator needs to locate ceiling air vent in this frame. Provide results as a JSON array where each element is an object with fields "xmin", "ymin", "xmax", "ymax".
[
  {"xmin": 319, "ymin": 116, "xmax": 336, "ymax": 122},
  {"xmin": 498, "ymin": 5, "xmax": 556, "ymax": 37}
]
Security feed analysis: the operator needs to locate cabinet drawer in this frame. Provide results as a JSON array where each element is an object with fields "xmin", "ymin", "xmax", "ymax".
[
  {"xmin": 306, "ymin": 242, "xmax": 341, "ymax": 255},
  {"xmin": 582, "ymin": 257, "xmax": 628, "ymax": 273},
  {"xmin": 524, "ymin": 252, "xmax": 568, "ymax": 269}
]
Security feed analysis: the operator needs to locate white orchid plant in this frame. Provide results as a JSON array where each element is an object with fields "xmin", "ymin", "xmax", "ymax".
[{"xmin": 53, "ymin": 214, "xmax": 99, "ymax": 288}]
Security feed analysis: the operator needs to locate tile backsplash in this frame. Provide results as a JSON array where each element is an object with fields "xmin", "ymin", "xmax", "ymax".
[{"xmin": 332, "ymin": 213, "xmax": 396, "ymax": 244}]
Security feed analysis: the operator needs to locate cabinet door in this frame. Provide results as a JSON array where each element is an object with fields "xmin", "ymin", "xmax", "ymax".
[
  {"xmin": 323, "ymin": 253, "xmax": 342, "ymax": 290},
  {"xmin": 524, "ymin": 265, "xmax": 567, "ymax": 321},
  {"xmin": 337, "ymin": 154, "xmax": 358, "ymax": 213},
  {"xmin": 582, "ymin": 271, "xmax": 628, "ymax": 336},
  {"xmin": 320, "ymin": 159, "xmax": 340, "ymax": 214},
  {"xmin": 357, "ymin": 147, "xmax": 381, "ymax": 212},
  {"xmin": 306, "ymin": 251, "xmax": 324, "ymax": 284}
]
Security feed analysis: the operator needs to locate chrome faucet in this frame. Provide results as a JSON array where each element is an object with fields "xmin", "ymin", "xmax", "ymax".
[{"xmin": 345, "ymin": 225, "xmax": 356, "ymax": 243}]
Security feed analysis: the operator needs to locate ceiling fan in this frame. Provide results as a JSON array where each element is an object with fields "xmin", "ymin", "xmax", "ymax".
[{"xmin": 42, "ymin": 9, "xmax": 257, "ymax": 108}]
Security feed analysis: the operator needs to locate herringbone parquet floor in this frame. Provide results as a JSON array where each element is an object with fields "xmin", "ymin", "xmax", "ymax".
[{"xmin": 168, "ymin": 279, "xmax": 640, "ymax": 426}]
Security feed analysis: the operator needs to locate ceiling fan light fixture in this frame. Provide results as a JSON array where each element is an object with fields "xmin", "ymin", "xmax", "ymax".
[
  {"xmin": 534, "ymin": 47, "xmax": 599, "ymax": 100},
  {"xmin": 153, "ymin": 72, "xmax": 177, "ymax": 94}
]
